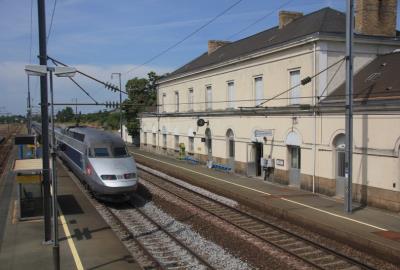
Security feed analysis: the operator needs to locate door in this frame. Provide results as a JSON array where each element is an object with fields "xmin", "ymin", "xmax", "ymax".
[
  {"xmin": 247, "ymin": 143, "xmax": 256, "ymax": 177},
  {"xmin": 255, "ymin": 142, "xmax": 263, "ymax": 176},
  {"xmin": 289, "ymin": 146, "xmax": 301, "ymax": 187},
  {"xmin": 335, "ymin": 150, "xmax": 346, "ymax": 197},
  {"xmin": 226, "ymin": 129, "xmax": 235, "ymax": 170},
  {"xmin": 205, "ymin": 128, "xmax": 212, "ymax": 162}
]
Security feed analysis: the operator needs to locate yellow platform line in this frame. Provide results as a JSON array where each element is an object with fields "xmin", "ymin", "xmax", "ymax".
[
  {"xmin": 59, "ymin": 208, "xmax": 84, "ymax": 270},
  {"xmin": 51, "ymin": 183, "xmax": 84, "ymax": 270},
  {"xmin": 133, "ymin": 152, "xmax": 388, "ymax": 232}
]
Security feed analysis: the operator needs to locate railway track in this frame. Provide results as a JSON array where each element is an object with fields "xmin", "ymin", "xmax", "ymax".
[
  {"xmin": 0, "ymin": 125, "xmax": 21, "ymax": 173},
  {"xmin": 137, "ymin": 164, "xmax": 377, "ymax": 270},
  {"xmin": 60, "ymin": 159, "xmax": 215, "ymax": 270},
  {"xmin": 107, "ymin": 200, "xmax": 213, "ymax": 270}
]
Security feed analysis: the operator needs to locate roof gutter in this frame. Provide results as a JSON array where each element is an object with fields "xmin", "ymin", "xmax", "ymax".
[{"xmin": 158, "ymin": 33, "xmax": 400, "ymax": 85}]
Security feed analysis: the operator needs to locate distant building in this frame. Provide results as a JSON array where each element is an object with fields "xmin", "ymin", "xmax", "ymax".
[{"xmin": 140, "ymin": 0, "xmax": 400, "ymax": 211}]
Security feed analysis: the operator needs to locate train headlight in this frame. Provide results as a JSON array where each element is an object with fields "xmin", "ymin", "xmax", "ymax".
[
  {"xmin": 101, "ymin": 175, "xmax": 117, "ymax": 180},
  {"xmin": 86, "ymin": 164, "xmax": 93, "ymax": 175},
  {"xmin": 124, "ymin": 173, "xmax": 136, "ymax": 179}
]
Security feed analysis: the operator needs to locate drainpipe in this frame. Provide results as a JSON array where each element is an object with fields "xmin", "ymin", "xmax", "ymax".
[{"xmin": 312, "ymin": 41, "xmax": 317, "ymax": 193}]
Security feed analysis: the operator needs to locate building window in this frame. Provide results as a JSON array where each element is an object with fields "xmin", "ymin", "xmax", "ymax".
[
  {"xmin": 188, "ymin": 88, "xmax": 194, "ymax": 112},
  {"xmin": 144, "ymin": 132, "xmax": 147, "ymax": 145},
  {"xmin": 174, "ymin": 135, "xmax": 179, "ymax": 150},
  {"xmin": 188, "ymin": 137, "xmax": 194, "ymax": 152},
  {"xmin": 254, "ymin": 77, "xmax": 263, "ymax": 106},
  {"xmin": 175, "ymin": 91, "xmax": 179, "ymax": 112},
  {"xmin": 206, "ymin": 85, "xmax": 212, "ymax": 111},
  {"xmin": 227, "ymin": 81, "xmax": 235, "ymax": 109},
  {"xmin": 161, "ymin": 93, "xmax": 166, "ymax": 112},
  {"xmin": 226, "ymin": 129, "xmax": 235, "ymax": 158},
  {"xmin": 163, "ymin": 134, "xmax": 167, "ymax": 148},
  {"xmin": 289, "ymin": 70, "xmax": 301, "ymax": 105},
  {"xmin": 152, "ymin": 133, "xmax": 156, "ymax": 146}
]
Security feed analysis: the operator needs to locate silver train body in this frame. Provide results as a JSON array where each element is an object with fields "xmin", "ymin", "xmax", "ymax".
[{"xmin": 32, "ymin": 122, "xmax": 138, "ymax": 196}]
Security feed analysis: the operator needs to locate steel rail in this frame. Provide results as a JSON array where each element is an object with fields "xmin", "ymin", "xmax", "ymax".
[
  {"xmin": 126, "ymin": 199, "xmax": 215, "ymax": 270},
  {"xmin": 137, "ymin": 165, "xmax": 377, "ymax": 270}
]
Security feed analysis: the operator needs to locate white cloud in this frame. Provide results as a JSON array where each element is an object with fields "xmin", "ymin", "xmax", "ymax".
[{"xmin": 0, "ymin": 61, "xmax": 171, "ymax": 115}]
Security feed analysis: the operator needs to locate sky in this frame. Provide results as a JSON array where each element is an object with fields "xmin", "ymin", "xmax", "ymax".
[{"xmin": 0, "ymin": 0, "xmax": 399, "ymax": 115}]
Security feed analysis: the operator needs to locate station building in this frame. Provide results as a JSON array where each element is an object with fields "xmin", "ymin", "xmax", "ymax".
[{"xmin": 139, "ymin": 1, "xmax": 400, "ymax": 211}]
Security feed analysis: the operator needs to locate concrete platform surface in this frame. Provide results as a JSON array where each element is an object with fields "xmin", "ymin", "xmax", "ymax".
[
  {"xmin": 0, "ymin": 149, "xmax": 140, "ymax": 270},
  {"xmin": 130, "ymin": 147, "xmax": 400, "ymax": 265}
]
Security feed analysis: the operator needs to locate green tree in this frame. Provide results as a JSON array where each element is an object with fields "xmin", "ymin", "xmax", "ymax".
[
  {"xmin": 123, "ymin": 71, "xmax": 160, "ymax": 137},
  {"xmin": 56, "ymin": 107, "xmax": 75, "ymax": 122}
]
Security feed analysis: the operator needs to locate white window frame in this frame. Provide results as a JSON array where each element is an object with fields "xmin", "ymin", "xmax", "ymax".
[
  {"xmin": 161, "ymin": 93, "xmax": 166, "ymax": 112},
  {"xmin": 289, "ymin": 69, "xmax": 301, "ymax": 105},
  {"xmin": 188, "ymin": 137, "xmax": 194, "ymax": 152},
  {"xmin": 152, "ymin": 133, "xmax": 156, "ymax": 146},
  {"xmin": 188, "ymin": 88, "xmax": 194, "ymax": 112},
  {"xmin": 162, "ymin": 134, "xmax": 167, "ymax": 148},
  {"xmin": 254, "ymin": 76, "xmax": 263, "ymax": 106},
  {"xmin": 227, "ymin": 81, "xmax": 235, "ymax": 109},
  {"xmin": 205, "ymin": 85, "xmax": 212, "ymax": 111},
  {"xmin": 175, "ymin": 91, "xmax": 179, "ymax": 112}
]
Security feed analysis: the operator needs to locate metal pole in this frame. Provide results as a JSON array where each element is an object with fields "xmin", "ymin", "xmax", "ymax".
[
  {"xmin": 49, "ymin": 69, "xmax": 60, "ymax": 270},
  {"xmin": 119, "ymin": 74, "xmax": 123, "ymax": 138},
  {"xmin": 345, "ymin": 0, "xmax": 354, "ymax": 213},
  {"xmin": 27, "ymin": 75, "xmax": 32, "ymax": 135},
  {"xmin": 37, "ymin": 0, "xmax": 52, "ymax": 241}
]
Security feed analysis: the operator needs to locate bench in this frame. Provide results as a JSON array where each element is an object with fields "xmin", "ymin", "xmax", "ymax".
[
  {"xmin": 184, "ymin": 156, "xmax": 199, "ymax": 165},
  {"xmin": 211, "ymin": 163, "xmax": 232, "ymax": 172}
]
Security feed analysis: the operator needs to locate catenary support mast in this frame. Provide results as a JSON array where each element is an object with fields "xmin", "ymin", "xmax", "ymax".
[{"xmin": 345, "ymin": 0, "xmax": 354, "ymax": 213}]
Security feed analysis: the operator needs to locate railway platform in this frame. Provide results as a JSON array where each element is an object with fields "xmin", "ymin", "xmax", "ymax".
[
  {"xmin": 0, "ymin": 147, "xmax": 140, "ymax": 270},
  {"xmin": 130, "ymin": 147, "xmax": 400, "ymax": 265}
]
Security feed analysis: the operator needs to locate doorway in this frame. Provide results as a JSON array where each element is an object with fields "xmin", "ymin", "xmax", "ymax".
[
  {"xmin": 254, "ymin": 142, "xmax": 263, "ymax": 176},
  {"xmin": 334, "ymin": 134, "xmax": 346, "ymax": 197},
  {"xmin": 205, "ymin": 128, "xmax": 212, "ymax": 163},
  {"xmin": 226, "ymin": 129, "xmax": 235, "ymax": 170},
  {"xmin": 288, "ymin": 146, "xmax": 301, "ymax": 187}
]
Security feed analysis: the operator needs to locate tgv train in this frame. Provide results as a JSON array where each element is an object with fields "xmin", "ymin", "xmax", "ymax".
[{"xmin": 32, "ymin": 122, "xmax": 138, "ymax": 199}]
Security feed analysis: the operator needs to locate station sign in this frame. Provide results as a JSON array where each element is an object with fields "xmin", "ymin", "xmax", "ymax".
[{"xmin": 254, "ymin": 129, "xmax": 273, "ymax": 138}]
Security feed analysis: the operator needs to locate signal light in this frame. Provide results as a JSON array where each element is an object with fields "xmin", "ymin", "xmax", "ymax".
[{"xmin": 101, "ymin": 175, "xmax": 117, "ymax": 180}]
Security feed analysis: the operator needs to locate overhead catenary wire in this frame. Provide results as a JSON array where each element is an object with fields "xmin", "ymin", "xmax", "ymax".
[
  {"xmin": 47, "ymin": 0, "xmax": 58, "ymax": 45},
  {"xmin": 47, "ymin": 56, "xmax": 128, "ymax": 95},
  {"xmin": 318, "ymin": 58, "xmax": 345, "ymax": 100},
  {"xmin": 255, "ymin": 57, "xmax": 346, "ymax": 107},
  {"xmin": 227, "ymin": 0, "xmax": 295, "ymax": 40},
  {"xmin": 29, "ymin": 0, "xmax": 34, "ymax": 63},
  {"xmin": 50, "ymin": 59, "xmax": 99, "ymax": 104},
  {"xmin": 124, "ymin": 0, "xmax": 244, "ymax": 76}
]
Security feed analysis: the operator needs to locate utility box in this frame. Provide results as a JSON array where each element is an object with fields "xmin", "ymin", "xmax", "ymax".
[{"xmin": 13, "ymin": 159, "xmax": 43, "ymax": 220}]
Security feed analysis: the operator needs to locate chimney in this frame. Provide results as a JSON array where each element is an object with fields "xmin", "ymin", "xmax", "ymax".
[
  {"xmin": 208, "ymin": 40, "xmax": 230, "ymax": 55},
  {"xmin": 355, "ymin": 0, "xmax": 398, "ymax": 37},
  {"xmin": 279, "ymin": 11, "xmax": 303, "ymax": 29}
]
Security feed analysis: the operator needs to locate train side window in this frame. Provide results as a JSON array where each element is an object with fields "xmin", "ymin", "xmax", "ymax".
[
  {"xmin": 113, "ymin": 147, "xmax": 127, "ymax": 157},
  {"xmin": 94, "ymin": 148, "xmax": 109, "ymax": 157}
]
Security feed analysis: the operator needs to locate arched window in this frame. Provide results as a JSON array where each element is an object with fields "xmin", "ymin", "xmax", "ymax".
[
  {"xmin": 226, "ymin": 129, "xmax": 235, "ymax": 159},
  {"xmin": 333, "ymin": 134, "xmax": 346, "ymax": 178}
]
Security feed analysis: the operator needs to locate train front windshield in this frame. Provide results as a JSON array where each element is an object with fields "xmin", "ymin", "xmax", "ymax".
[
  {"xmin": 91, "ymin": 147, "xmax": 128, "ymax": 158},
  {"xmin": 113, "ymin": 147, "xmax": 128, "ymax": 157},
  {"xmin": 94, "ymin": 148, "xmax": 110, "ymax": 157}
]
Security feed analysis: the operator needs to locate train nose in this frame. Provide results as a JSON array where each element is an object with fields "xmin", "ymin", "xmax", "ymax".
[{"xmin": 89, "ymin": 157, "xmax": 137, "ymax": 177}]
